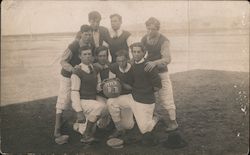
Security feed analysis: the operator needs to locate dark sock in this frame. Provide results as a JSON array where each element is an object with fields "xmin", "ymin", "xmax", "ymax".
[{"xmin": 85, "ymin": 121, "xmax": 95, "ymax": 136}]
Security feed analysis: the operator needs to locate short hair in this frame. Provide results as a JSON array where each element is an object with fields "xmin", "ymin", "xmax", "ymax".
[
  {"xmin": 80, "ymin": 25, "xmax": 92, "ymax": 33},
  {"xmin": 145, "ymin": 17, "xmax": 160, "ymax": 30},
  {"xmin": 130, "ymin": 42, "xmax": 145, "ymax": 53},
  {"xmin": 110, "ymin": 14, "xmax": 122, "ymax": 22},
  {"xmin": 95, "ymin": 46, "xmax": 109, "ymax": 56},
  {"xmin": 79, "ymin": 46, "xmax": 92, "ymax": 55},
  {"xmin": 88, "ymin": 11, "xmax": 101, "ymax": 21},
  {"xmin": 116, "ymin": 49, "xmax": 129, "ymax": 59}
]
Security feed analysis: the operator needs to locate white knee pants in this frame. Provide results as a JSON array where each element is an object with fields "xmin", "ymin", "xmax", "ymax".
[
  {"xmin": 107, "ymin": 94, "xmax": 158, "ymax": 134},
  {"xmin": 155, "ymin": 72, "xmax": 176, "ymax": 121}
]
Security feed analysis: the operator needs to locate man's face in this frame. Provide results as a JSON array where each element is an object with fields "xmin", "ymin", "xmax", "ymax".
[
  {"xmin": 97, "ymin": 50, "xmax": 108, "ymax": 65},
  {"xmin": 146, "ymin": 24, "xmax": 159, "ymax": 38},
  {"xmin": 116, "ymin": 56, "xmax": 127, "ymax": 69},
  {"xmin": 79, "ymin": 49, "xmax": 92, "ymax": 65},
  {"xmin": 89, "ymin": 19, "xmax": 100, "ymax": 31},
  {"xmin": 132, "ymin": 47, "xmax": 145, "ymax": 62},
  {"xmin": 111, "ymin": 16, "xmax": 122, "ymax": 31},
  {"xmin": 81, "ymin": 31, "xmax": 92, "ymax": 43}
]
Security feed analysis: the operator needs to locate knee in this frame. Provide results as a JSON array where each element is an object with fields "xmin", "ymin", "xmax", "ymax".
[
  {"xmin": 107, "ymin": 99, "xmax": 118, "ymax": 111},
  {"xmin": 124, "ymin": 120, "xmax": 135, "ymax": 130},
  {"xmin": 139, "ymin": 126, "xmax": 148, "ymax": 134},
  {"xmin": 96, "ymin": 103, "xmax": 105, "ymax": 112},
  {"xmin": 107, "ymin": 98, "xmax": 114, "ymax": 106}
]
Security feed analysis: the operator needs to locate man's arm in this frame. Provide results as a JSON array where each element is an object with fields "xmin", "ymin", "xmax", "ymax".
[
  {"xmin": 71, "ymin": 74, "xmax": 82, "ymax": 112},
  {"xmin": 96, "ymin": 73, "xmax": 103, "ymax": 92},
  {"xmin": 71, "ymin": 73, "xmax": 86, "ymax": 123},
  {"xmin": 154, "ymin": 40, "xmax": 171, "ymax": 66},
  {"xmin": 148, "ymin": 68, "xmax": 162, "ymax": 91},
  {"xmin": 60, "ymin": 48, "xmax": 74, "ymax": 72},
  {"xmin": 75, "ymin": 31, "xmax": 82, "ymax": 41},
  {"xmin": 127, "ymin": 35, "xmax": 133, "ymax": 60},
  {"xmin": 144, "ymin": 40, "xmax": 171, "ymax": 72}
]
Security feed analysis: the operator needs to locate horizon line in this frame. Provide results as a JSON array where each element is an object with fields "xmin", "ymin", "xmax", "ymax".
[{"xmin": 2, "ymin": 27, "xmax": 248, "ymax": 37}]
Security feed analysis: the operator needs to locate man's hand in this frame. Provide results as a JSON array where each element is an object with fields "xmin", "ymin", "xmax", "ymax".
[
  {"xmin": 128, "ymin": 58, "xmax": 135, "ymax": 65},
  {"xmin": 71, "ymin": 65, "xmax": 81, "ymax": 73},
  {"xmin": 122, "ymin": 83, "xmax": 132, "ymax": 90},
  {"xmin": 144, "ymin": 61, "xmax": 156, "ymax": 72},
  {"xmin": 93, "ymin": 63, "xmax": 105, "ymax": 71},
  {"xmin": 100, "ymin": 82, "xmax": 106, "ymax": 90},
  {"xmin": 76, "ymin": 112, "xmax": 86, "ymax": 123}
]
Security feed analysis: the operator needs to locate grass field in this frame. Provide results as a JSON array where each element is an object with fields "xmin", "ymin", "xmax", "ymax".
[{"xmin": 1, "ymin": 70, "xmax": 249, "ymax": 154}]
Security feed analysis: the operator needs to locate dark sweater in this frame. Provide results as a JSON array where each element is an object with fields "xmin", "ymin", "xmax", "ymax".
[
  {"xmin": 108, "ymin": 31, "xmax": 131, "ymax": 63},
  {"xmin": 131, "ymin": 60, "xmax": 162, "ymax": 104},
  {"xmin": 73, "ymin": 68, "xmax": 97, "ymax": 100},
  {"xmin": 109, "ymin": 63, "xmax": 134, "ymax": 95}
]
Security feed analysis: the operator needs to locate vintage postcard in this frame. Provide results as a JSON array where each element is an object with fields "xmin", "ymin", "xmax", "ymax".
[{"xmin": 1, "ymin": 0, "xmax": 249, "ymax": 154}]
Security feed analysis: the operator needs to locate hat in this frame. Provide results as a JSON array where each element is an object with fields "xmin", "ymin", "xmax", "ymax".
[
  {"xmin": 164, "ymin": 131, "xmax": 187, "ymax": 149},
  {"xmin": 107, "ymin": 138, "xmax": 124, "ymax": 149}
]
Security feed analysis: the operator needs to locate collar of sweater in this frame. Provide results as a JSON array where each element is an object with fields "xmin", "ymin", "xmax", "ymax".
[
  {"xmin": 134, "ymin": 58, "xmax": 145, "ymax": 64},
  {"xmin": 147, "ymin": 33, "xmax": 160, "ymax": 45},
  {"xmin": 79, "ymin": 63, "xmax": 93, "ymax": 73},
  {"xmin": 99, "ymin": 63, "xmax": 109, "ymax": 69},
  {"xmin": 109, "ymin": 28, "xmax": 123, "ymax": 38},
  {"xmin": 119, "ymin": 63, "xmax": 131, "ymax": 73}
]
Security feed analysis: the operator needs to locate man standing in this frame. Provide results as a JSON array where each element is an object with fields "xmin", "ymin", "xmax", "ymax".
[
  {"xmin": 108, "ymin": 14, "xmax": 133, "ymax": 63},
  {"xmin": 76, "ymin": 11, "xmax": 110, "ymax": 59},
  {"xmin": 141, "ymin": 17, "xmax": 178, "ymax": 132},
  {"xmin": 54, "ymin": 25, "xmax": 92, "ymax": 144}
]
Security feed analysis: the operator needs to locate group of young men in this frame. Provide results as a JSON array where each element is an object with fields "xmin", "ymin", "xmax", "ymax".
[{"xmin": 54, "ymin": 11, "xmax": 178, "ymax": 145}]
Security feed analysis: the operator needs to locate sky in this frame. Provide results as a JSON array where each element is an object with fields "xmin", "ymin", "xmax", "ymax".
[{"xmin": 1, "ymin": 0, "xmax": 249, "ymax": 35}]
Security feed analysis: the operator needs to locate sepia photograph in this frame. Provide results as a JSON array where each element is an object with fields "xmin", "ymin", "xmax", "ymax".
[{"xmin": 1, "ymin": 0, "xmax": 249, "ymax": 154}]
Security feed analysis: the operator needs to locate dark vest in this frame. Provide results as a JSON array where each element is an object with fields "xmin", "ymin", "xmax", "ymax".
[
  {"xmin": 141, "ymin": 34, "xmax": 168, "ymax": 72},
  {"xmin": 141, "ymin": 34, "xmax": 167, "ymax": 61},
  {"xmin": 73, "ymin": 68, "xmax": 97, "ymax": 100},
  {"xmin": 108, "ymin": 30, "xmax": 131, "ymax": 63},
  {"xmin": 61, "ymin": 41, "xmax": 94, "ymax": 78}
]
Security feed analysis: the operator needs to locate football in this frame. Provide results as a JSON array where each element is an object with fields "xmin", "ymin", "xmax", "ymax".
[{"xmin": 102, "ymin": 78, "xmax": 122, "ymax": 98}]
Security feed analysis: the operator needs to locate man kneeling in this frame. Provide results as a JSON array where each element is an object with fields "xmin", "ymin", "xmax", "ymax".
[
  {"xmin": 107, "ymin": 43, "xmax": 162, "ymax": 145},
  {"xmin": 71, "ymin": 46, "xmax": 105, "ymax": 143}
]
